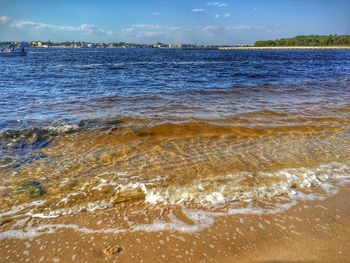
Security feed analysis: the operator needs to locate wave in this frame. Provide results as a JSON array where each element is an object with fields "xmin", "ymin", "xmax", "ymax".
[
  {"xmin": 0, "ymin": 123, "xmax": 79, "ymax": 169},
  {"xmin": 2, "ymin": 110, "xmax": 347, "ymax": 142},
  {"xmin": 1, "ymin": 111, "xmax": 349, "ymax": 170},
  {"xmin": 125, "ymin": 121, "xmax": 345, "ymax": 139},
  {"xmin": 0, "ymin": 110, "xmax": 349, "ymax": 220},
  {"xmin": 1, "ymin": 161, "xmax": 349, "ymax": 219},
  {"xmin": 53, "ymin": 63, "xmax": 127, "ymax": 70},
  {"xmin": 1, "ymin": 162, "xmax": 349, "ymax": 239}
]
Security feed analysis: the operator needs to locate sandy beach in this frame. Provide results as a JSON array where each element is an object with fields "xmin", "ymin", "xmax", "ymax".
[{"xmin": 1, "ymin": 180, "xmax": 350, "ymax": 263}]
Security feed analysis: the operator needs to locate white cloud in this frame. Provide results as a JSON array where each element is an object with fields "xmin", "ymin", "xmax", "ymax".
[
  {"xmin": 120, "ymin": 24, "xmax": 264, "ymax": 43},
  {"xmin": 215, "ymin": 13, "xmax": 231, "ymax": 18},
  {"xmin": 123, "ymin": 24, "xmax": 179, "ymax": 33},
  {"xmin": 152, "ymin": 12, "xmax": 161, "ymax": 15},
  {"xmin": 207, "ymin": 2, "xmax": 228, "ymax": 7},
  {"xmin": 0, "ymin": 15, "xmax": 112, "ymax": 35},
  {"xmin": 0, "ymin": 16, "xmax": 10, "ymax": 23},
  {"xmin": 0, "ymin": 15, "xmax": 271, "ymax": 45},
  {"xmin": 79, "ymin": 24, "xmax": 113, "ymax": 35},
  {"xmin": 133, "ymin": 24, "xmax": 162, "ymax": 29},
  {"xmin": 201, "ymin": 25, "xmax": 262, "ymax": 32},
  {"xmin": 192, "ymin": 8, "xmax": 205, "ymax": 12},
  {"xmin": 121, "ymin": 25, "xmax": 185, "ymax": 42}
]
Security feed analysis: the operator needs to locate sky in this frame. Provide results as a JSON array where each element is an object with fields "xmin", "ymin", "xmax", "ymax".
[{"xmin": 0, "ymin": 0, "xmax": 349, "ymax": 45}]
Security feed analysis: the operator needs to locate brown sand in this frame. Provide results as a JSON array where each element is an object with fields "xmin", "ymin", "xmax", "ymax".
[{"xmin": 1, "ymin": 182, "xmax": 350, "ymax": 263}]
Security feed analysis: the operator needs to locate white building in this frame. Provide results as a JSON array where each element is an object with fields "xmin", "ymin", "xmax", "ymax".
[{"xmin": 168, "ymin": 43, "xmax": 182, "ymax": 48}]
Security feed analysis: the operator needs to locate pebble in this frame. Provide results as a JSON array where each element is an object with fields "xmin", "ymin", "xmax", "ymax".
[{"xmin": 103, "ymin": 245, "xmax": 123, "ymax": 255}]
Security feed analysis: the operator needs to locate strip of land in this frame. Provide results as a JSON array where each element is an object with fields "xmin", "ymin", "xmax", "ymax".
[
  {"xmin": 2, "ymin": 34, "xmax": 350, "ymax": 50},
  {"xmin": 219, "ymin": 46, "xmax": 350, "ymax": 50}
]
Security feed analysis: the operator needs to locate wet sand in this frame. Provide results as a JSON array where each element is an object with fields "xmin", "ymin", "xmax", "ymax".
[{"xmin": 1, "ymin": 182, "xmax": 350, "ymax": 263}]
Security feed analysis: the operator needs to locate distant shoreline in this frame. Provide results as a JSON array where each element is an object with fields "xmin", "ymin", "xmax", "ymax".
[
  {"xmin": 27, "ymin": 46, "xmax": 350, "ymax": 50},
  {"xmin": 2, "ymin": 34, "xmax": 349, "ymax": 50},
  {"xmin": 219, "ymin": 46, "xmax": 350, "ymax": 50}
]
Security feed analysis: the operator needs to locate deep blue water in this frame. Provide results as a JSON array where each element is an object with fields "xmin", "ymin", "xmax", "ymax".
[{"xmin": 0, "ymin": 48, "xmax": 350, "ymax": 131}]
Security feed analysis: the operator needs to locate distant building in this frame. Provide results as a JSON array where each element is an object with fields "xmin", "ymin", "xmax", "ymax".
[
  {"xmin": 35, "ymin": 41, "xmax": 49, "ymax": 48},
  {"xmin": 168, "ymin": 43, "xmax": 182, "ymax": 48}
]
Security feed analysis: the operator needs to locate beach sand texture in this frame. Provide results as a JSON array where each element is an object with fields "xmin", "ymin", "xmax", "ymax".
[{"xmin": 1, "ymin": 183, "xmax": 350, "ymax": 262}]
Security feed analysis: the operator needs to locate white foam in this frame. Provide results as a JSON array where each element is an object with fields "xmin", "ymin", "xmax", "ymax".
[
  {"xmin": 0, "ymin": 200, "xmax": 46, "ymax": 219},
  {"xmin": 28, "ymin": 200, "xmax": 113, "ymax": 218},
  {"xmin": 0, "ymin": 199, "xmax": 298, "ymax": 240},
  {"xmin": 0, "ymin": 208, "xmax": 214, "ymax": 240},
  {"xmin": 43, "ymin": 123, "xmax": 79, "ymax": 133},
  {"xmin": 142, "ymin": 161, "xmax": 350, "ymax": 206},
  {"xmin": 1, "ymin": 161, "xmax": 349, "ymax": 239}
]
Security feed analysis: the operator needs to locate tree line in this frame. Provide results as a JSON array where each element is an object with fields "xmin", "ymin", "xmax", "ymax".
[{"xmin": 255, "ymin": 35, "xmax": 350, "ymax": 47}]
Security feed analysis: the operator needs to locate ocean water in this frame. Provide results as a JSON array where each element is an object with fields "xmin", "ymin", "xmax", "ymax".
[{"xmin": 0, "ymin": 48, "xmax": 350, "ymax": 228}]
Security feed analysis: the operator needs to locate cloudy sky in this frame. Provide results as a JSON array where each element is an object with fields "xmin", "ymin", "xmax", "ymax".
[{"xmin": 0, "ymin": 0, "xmax": 349, "ymax": 45}]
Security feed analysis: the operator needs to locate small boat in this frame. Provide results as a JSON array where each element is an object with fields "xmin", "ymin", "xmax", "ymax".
[{"xmin": 0, "ymin": 51, "xmax": 27, "ymax": 57}]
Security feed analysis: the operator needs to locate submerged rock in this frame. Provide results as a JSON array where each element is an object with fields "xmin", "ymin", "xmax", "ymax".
[{"xmin": 18, "ymin": 180, "xmax": 46, "ymax": 197}]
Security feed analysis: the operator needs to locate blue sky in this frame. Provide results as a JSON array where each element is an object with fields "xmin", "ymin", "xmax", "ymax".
[{"xmin": 0, "ymin": 0, "xmax": 349, "ymax": 44}]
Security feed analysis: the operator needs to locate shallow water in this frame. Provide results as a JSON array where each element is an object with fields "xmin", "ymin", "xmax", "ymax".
[{"xmin": 0, "ymin": 48, "xmax": 350, "ymax": 228}]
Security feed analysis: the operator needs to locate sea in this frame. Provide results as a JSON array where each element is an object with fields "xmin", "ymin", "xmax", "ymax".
[{"xmin": 0, "ymin": 48, "xmax": 350, "ymax": 233}]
